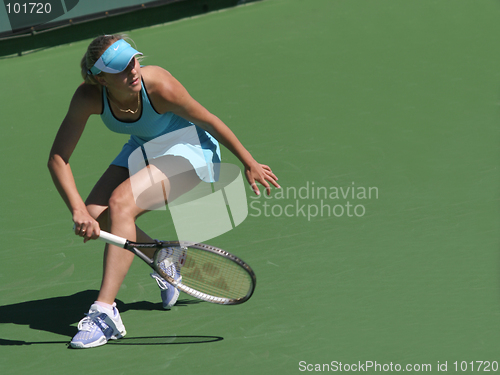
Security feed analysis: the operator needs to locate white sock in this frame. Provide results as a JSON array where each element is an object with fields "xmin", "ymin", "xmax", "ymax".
[{"xmin": 94, "ymin": 301, "xmax": 116, "ymax": 313}]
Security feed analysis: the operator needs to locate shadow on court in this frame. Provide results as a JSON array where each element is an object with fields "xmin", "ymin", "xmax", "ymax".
[
  {"xmin": 0, "ymin": 336, "xmax": 223, "ymax": 347},
  {"xmin": 0, "ymin": 290, "xmax": 214, "ymax": 346}
]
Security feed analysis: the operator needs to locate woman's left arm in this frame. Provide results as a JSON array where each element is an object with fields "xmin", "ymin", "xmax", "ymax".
[{"xmin": 148, "ymin": 67, "xmax": 280, "ymax": 195}]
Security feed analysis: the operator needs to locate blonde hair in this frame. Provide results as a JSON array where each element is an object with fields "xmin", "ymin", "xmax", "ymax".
[{"xmin": 80, "ymin": 34, "xmax": 141, "ymax": 85}]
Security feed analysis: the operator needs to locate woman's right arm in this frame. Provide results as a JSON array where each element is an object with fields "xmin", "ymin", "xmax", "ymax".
[{"xmin": 48, "ymin": 84, "xmax": 101, "ymax": 240}]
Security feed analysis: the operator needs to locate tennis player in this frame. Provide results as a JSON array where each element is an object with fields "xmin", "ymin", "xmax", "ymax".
[{"xmin": 48, "ymin": 34, "xmax": 279, "ymax": 348}]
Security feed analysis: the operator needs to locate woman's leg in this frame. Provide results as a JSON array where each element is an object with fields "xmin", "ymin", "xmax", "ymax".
[
  {"xmin": 84, "ymin": 165, "xmax": 154, "ymax": 305},
  {"xmin": 71, "ymin": 158, "xmax": 201, "ymax": 348},
  {"xmin": 96, "ymin": 156, "xmax": 201, "ymax": 305}
]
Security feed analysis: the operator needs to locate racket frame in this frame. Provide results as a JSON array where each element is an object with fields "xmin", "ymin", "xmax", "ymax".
[{"xmin": 98, "ymin": 230, "xmax": 256, "ymax": 305}]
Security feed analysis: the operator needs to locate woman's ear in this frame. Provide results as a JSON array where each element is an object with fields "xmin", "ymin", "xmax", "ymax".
[{"xmin": 95, "ymin": 75, "xmax": 107, "ymax": 86}]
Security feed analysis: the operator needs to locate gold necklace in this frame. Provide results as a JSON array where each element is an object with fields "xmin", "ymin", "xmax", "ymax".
[{"xmin": 107, "ymin": 89, "xmax": 140, "ymax": 114}]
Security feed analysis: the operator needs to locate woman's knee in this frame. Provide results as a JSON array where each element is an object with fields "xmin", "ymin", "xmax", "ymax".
[{"xmin": 108, "ymin": 184, "xmax": 141, "ymax": 220}]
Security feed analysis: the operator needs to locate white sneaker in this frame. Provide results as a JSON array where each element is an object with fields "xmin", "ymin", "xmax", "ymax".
[
  {"xmin": 70, "ymin": 303, "xmax": 126, "ymax": 349},
  {"xmin": 151, "ymin": 272, "xmax": 180, "ymax": 310},
  {"xmin": 151, "ymin": 247, "xmax": 183, "ymax": 309}
]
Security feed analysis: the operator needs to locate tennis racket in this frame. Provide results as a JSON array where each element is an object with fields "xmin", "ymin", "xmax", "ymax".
[{"xmin": 97, "ymin": 230, "xmax": 256, "ymax": 305}]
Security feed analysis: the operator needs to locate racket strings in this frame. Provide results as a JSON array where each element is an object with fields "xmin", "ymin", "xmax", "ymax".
[
  {"xmin": 154, "ymin": 245, "xmax": 254, "ymax": 302},
  {"xmin": 179, "ymin": 248, "xmax": 252, "ymax": 299}
]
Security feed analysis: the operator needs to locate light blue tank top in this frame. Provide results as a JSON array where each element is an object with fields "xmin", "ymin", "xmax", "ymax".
[
  {"xmin": 101, "ymin": 80, "xmax": 198, "ymax": 145},
  {"xmin": 101, "ymin": 79, "xmax": 221, "ymax": 180}
]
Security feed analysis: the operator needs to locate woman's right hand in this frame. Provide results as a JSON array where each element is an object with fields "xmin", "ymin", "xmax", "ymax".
[{"xmin": 73, "ymin": 209, "xmax": 100, "ymax": 243}]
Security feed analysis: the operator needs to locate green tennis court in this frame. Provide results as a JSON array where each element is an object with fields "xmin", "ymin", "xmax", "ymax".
[{"xmin": 1, "ymin": 0, "xmax": 499, "ymax": 373}]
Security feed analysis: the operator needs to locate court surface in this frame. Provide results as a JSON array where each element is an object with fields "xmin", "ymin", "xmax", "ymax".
[{"xmin": 1, "ymin": 0, "xmax": 499, "ymax": 374}]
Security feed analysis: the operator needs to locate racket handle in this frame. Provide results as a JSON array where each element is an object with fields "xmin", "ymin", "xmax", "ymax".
[
  {"xmin": 98, "ymin": 230, "xmax": 128, "ymax": 248},
  {"xmin": 72, "ymin": 225, "xmax": 127, "ymax": 248}
]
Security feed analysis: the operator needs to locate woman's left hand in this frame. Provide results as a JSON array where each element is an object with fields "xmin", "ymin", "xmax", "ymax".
[{"xmin": 245, "ymin": 162, "xmax": 280, "ymax": 196}]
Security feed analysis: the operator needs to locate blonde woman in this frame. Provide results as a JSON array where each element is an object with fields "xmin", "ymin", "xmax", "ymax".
[{"xmin": 48, "ymin": 34, "xmax": 279, "ymax": 348}]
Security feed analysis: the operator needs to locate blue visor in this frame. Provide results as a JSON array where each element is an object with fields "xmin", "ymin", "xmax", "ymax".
[{"xmin": 89, "ymin": 39, "xmax": 142, "ymax": 75}]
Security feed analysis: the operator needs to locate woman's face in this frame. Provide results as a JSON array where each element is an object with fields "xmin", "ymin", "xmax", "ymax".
[{"xmin": 100, "ymin": 56, "xmax": 142, "ymax": 94}]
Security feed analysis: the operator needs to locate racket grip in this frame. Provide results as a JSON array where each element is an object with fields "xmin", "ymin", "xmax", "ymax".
[
  {"xmin": 72, "ymin": 225, "xmax": 127, "ymax": 248},
  {"xmin": 98, "ymin": 230, "xmax": 127, "ymax": 248}
]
